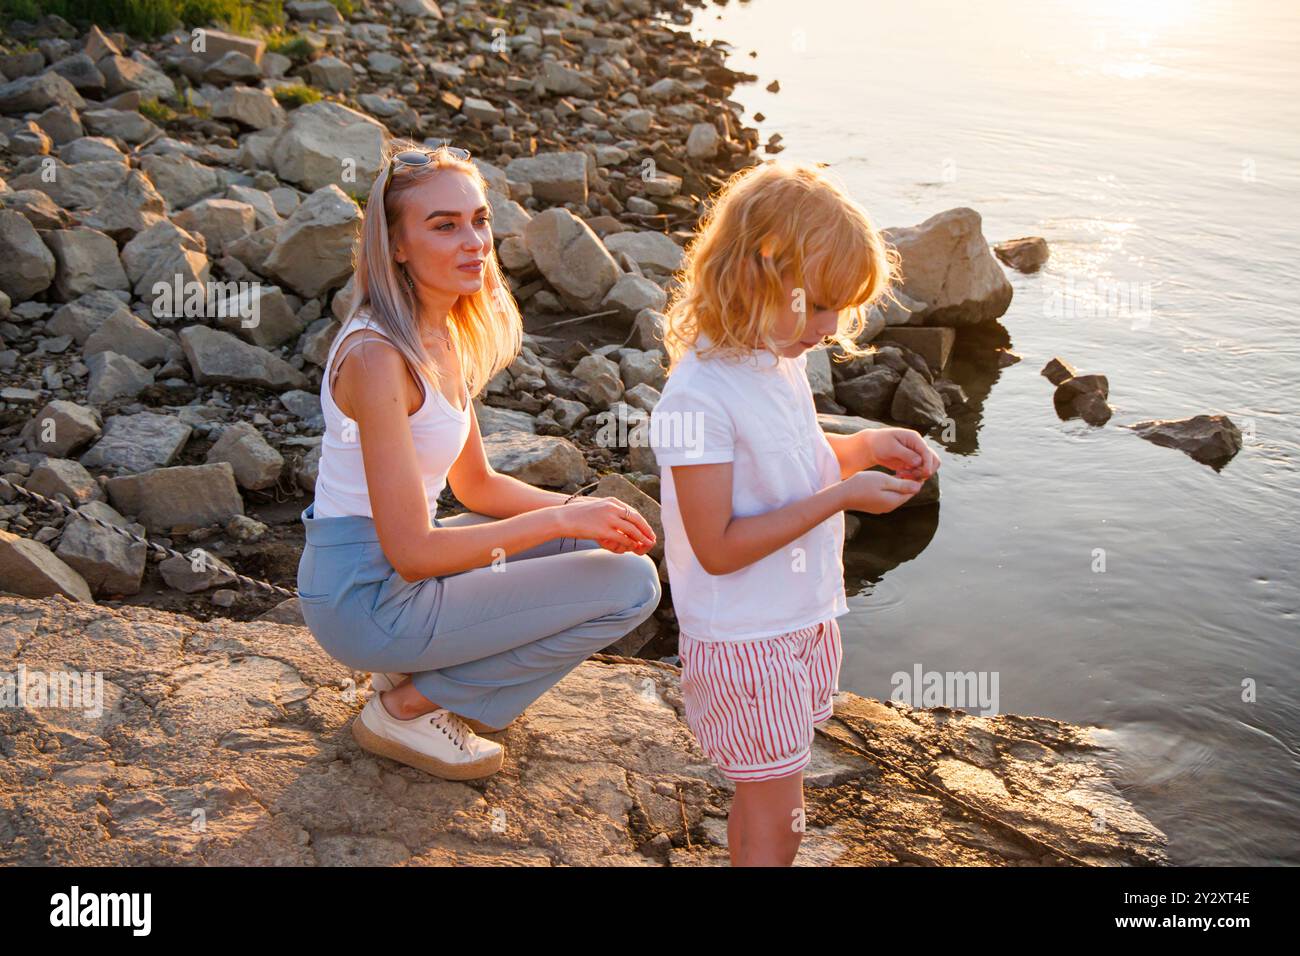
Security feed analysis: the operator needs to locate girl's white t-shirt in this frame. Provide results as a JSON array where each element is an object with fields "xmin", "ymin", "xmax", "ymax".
[{"xmin": 649, "ymin": 332, "xmax": 849, "ymax": 642}]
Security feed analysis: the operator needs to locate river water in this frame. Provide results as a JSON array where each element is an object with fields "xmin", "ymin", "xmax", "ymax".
[{"xmin": 678, "ymin": 0, "xmax": 1300, "ymax": 864}]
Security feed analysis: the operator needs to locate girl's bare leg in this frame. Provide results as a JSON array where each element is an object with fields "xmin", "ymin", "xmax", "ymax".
[{"xmin": 729, "ymin": 772, "xmax": 805, "ymax": 866}]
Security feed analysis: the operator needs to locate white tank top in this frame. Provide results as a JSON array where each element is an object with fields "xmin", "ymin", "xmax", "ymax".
[{"xmin": 312, "ymin": 309, "xmax": 472, "ymax": 520}]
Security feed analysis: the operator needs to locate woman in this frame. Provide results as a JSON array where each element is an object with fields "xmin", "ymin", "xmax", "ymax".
[{"xmin": 297, "ymin": 141, "xmax": 663, "ymax": 781}]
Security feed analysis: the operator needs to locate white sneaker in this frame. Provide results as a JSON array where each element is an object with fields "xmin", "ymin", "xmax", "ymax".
[
  {"xmin": 369, "ymin": 671, "xmax": 514, "ymax": 734},
  {"xmin": 351, "ymin": 693, "xmax": 504, "ymax": 780}
]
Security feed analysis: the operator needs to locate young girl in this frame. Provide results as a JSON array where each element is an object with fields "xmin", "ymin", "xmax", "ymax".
[
  {"xmin": 298, "ymin": 141, "xmax": 661, "ymax": 782},
  {"xmin": 650, "ymin": 161, "xmax": 941, "ymax": 865}
]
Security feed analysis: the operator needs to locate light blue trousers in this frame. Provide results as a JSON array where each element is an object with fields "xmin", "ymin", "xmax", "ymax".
[{"xmin": 297, "ymin": 502, "xmax": 662, "ymax": 730}]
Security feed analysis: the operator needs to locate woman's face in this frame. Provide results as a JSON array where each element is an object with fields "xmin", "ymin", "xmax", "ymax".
[
  {"xmin": 770, "ymin": 276, "xmax": 842, "ymax": 357},
  {"xmin": 392, "ymin": 168, "xmax": 493, "ymax": 301}
]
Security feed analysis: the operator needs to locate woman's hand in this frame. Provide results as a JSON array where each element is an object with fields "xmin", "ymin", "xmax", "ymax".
[
  {"xmin": 558, "ymin": 497, "xmax": 656, "ymax": 554},
  {"xmin": 865, "ymin": 427, "xmax": 941, "ymax": 482}
]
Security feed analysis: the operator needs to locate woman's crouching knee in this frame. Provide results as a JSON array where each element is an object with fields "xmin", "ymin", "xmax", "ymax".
[{"xmin": 596, "ymin": 551, "xmax": 662, "ymax": 640}]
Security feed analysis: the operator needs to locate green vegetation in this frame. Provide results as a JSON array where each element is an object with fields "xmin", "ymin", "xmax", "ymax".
[
  {"xmin": 0, "ymin": 0, "xmax": 287, "ymax": 40},
  {"xmin": 137, "ymin": 95, "xmax": 177, "ymax": 123},
  {"xmin": 272, "ymin": 83, "xmax": 321, "ymax": 109},
  {"xmin": 265, "ymin": 32, "xmax": 315, "ymax": 61}
]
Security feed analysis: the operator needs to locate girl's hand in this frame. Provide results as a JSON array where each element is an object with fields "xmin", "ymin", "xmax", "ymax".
[
  {"xmin": 559, "ymin": 497, "xmax": 656, "ymax": 554},
  {"xmin": 866, "ymin": 427, "xmax": 941, "ymax": 482},
  {"xmin": 839, "ymin": 470, "xmax": 925, "ymax": 514}
]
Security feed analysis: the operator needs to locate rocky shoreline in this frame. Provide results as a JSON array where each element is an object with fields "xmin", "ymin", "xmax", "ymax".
[
  {"xmin": 0, "ymin": 595, "xmax": 1168, "ymax": 865},
  {"xmin": 0, "ymin": 1, "xmax": 1239, "ymax": 629},
  {"xmin": 0, "ymin": 2, "xmax": 1224, "ymax": 863},
  {"xmin": 0, "ymin": 2, "xmax": 1025, "ymax": 633}
]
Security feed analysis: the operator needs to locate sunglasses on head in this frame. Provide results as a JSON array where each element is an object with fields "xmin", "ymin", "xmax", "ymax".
[{"xmin": 390, "ymin": 143, "xmax": 471, "ymax": 170}]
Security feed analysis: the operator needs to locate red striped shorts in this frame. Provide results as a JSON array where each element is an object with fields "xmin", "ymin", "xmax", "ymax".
[{"xmin": 678, "ymin": 618, "xmax": 843, "ymax": 783}]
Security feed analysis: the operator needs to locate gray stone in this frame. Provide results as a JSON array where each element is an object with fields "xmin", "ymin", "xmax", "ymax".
[
  {"xmin": 81, "ymin": 108, "xmax": 162, "ymax": 145},
  {"xmin": 83, "ymin": 308, "xmax": 173, "ymax": 366},
  {"xmin": 20, "ymin": 399, "xmax": 102, "ymax": 456},
  {"xmin": 43, "ymin": 227, "xmax": 129, "ymax": 300},
  {"xmin": 139, "ymin": 153, "xmax": 225, "ymax": 210},
  {"xmin": 0, "ymin": 208, "xmax": 56, "ymax": 301},
  {"xmin": 205, "ymin": 420, "xmax": 284, "ymax": 490},
  {"xmin": 890, "ymin": 368, "xmax": 948, "ymax": 429},
  {"xmin": 0, "ymin": 531, "xmax": 92, "ymax": 602},
  {"xmin": 105, "ymin": 461, "xmax": 244, "ymax": 533},
  {"xmin": 602, "ymin": 273, "xmax": 666, "ymax": 321},
  {"xmin": 0, "ymin": 71, "xmax": 86, "ymax": 113},
  {"xmin": 1124, "ymin": 414, "xmax": 1242, "ymax": 467},
  {"xmin": 210, "ymin": 84, "xmax": 285, "ymax": 130},
  {"xmin": 618, "ymin": 349, "xmax": 666, "ymax": 391},
  {"xmin": 60, "ymin": 135, "xmax": 124, "ymax": 164},
  {"xmin": 173, "ymin": 197, "xmax": 257, "ymax": 257},
  {"xmin": 481, "ymin": 432, "xmax": 590, "ymax": 488},
  {"xmin": 523, "ymin": 207, "xmax": 620, "ymax": 313},
  {"xmin": 75, "ymin": 168, "xmax": 166, "ymax": 240},
  {"xmin": 603, "ymin": 230, "xmax": 684, "ymax": 274},
  {"xmin": 264, "ymin": 185, "xmax": 362, "ymax": 299},
  {"xmin": 179, "ymin": 324, "xmax": 309, "ymax": 389},
  {"xmin": 79, "ymin": 411, "xmax": 192, "ymax": 474},
  {"xmin": 54, "ymin": 499, "xmax": 147, "ymax": 596},
  {"xmin": 473, "ymin": 403, "xmax": 537, "ymax": 437},
  {"xmin": 883, "ymin": 207, "xmax": 1013, "ymax": 326},
  {"xmin": 84, "ymin": 350, "xmax": 155, "ymax": 404},
  {"xmin": 271, "ymin": 100, "xmax": 387, "ymax": 194},
  {"xmin": 26, "ymin": 456, "xmax": 102, "ymax": 505},
  {"xmin": 836, "ymin": 367, "xmax": 901, "ymax": 420},
  {"xmin": 120, "ymin": 219, "xmax": 210, "ymax": 309},
  {"xmin": 504, "ymin": 151, "xmax": 588, "ymax": 204}
]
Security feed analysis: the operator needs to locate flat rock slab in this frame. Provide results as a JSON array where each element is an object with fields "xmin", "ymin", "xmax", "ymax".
[{"xmin": 0, "ymin": 597, "xmax": 1166, "ymax": 866}]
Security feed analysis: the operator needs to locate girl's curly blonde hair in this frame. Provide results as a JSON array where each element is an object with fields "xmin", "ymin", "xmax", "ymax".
[{"xmin": 661, "ymin": 160, "xmax": 900, "ymax": 370}]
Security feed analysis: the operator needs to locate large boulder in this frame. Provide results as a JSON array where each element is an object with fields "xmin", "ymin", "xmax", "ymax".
[
  {"xmin": 523, "ymin": 208, "xmax": 620, "ymax": 313},
  {"xmin": 0, "ymin": 532, "xmax": 93, "ymax": 602},
  {"xmin": 504, "ymin": 151, "xmax": 588, "ymax": 204},
  {"xmin": 205, "ymin": 420, "xmax": 284, "ymax": 490},
  {"xmin": 179, "ymin": 324, "xmax": 309, "ymax": 389},
  {"xmin": 74, "ymin": 168, "xmax": 167, "ymax": 240},
  {"xmin": 9, "ymin": 159, "xmax": 129, "ymax": 210},
  {"xmin": 42, "ymin": 226, "xmax": 130, "ymax": 300},
  {"xmin": 173, "ymin": 197, "xmax": 257, "ymax": 257},
  {"xmin": 210, "ymin": 85, "xmax": 285, "ymax": 130},
  {"xmin": 0, "ymin": 208, "xmax": 56, "ymax": 301},
  {"xmin": 120, "ymin": 219, "xmax": 210, "ymax": 310},
  {"xmin": 54, "ymin": 499, "xmax": 148, "ymax": 597},
  {"xmin": 270, "ymin": 100, "xmax": 387, "ymax": 193},
  {"xmin": 603, "ymin": 230, "xmax": 685, "ymax": 274},
  {"xmin": 883, "ymin": 207, "xmax": 1013, "ymax": 326},
  {"xmin": 481, "ymin": 432, "xmax": 591, "ymax": 488},
  {"xmin": 0, "ymin": 71, "xmax": 86, "ymax": 113},
  {"xmin": 139, "ymin": 153, "xmax": 225, "ymax": 211},
  {"xmin": 19, "ymin": 399, "xmax": 102, "ymax": 456},
  {"xmin": 263, "ymin": 185, "xmax": 361, "ymax": 299},
  {"xmin": 79, "ymin": 411, "xmax": 193, "ymax": 474},
  {"xmin": 104, "ymin": 462, "xmax": 244, "ymax": 533}
]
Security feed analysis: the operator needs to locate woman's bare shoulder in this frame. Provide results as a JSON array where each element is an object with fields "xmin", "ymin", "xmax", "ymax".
[{"xmin": 333, "ymin": 335, "xmax": 424, "ymax": 419}]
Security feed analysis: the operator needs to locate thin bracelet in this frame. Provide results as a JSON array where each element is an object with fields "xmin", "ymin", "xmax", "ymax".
[{"xmin": 564, "ymin": 480, "xmax": 600, "ymax": 503}]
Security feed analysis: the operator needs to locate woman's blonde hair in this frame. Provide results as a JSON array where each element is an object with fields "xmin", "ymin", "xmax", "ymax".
[
  {"xmin": 343, "ymin": 139, "xmax": 521, "ymax": 401},
  {"xmin": 661, "ymin": 160, "xmax": 900, "ymax": 370}
]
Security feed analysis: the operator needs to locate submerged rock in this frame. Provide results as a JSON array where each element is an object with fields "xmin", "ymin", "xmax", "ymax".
[
  {"xmin": 1123, "ymin": 414, "xmax": 1243, "ymax": 467},
  {"xmin": 994, "ymin": 236, "xmax": 1050, "ymax": 273}
]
